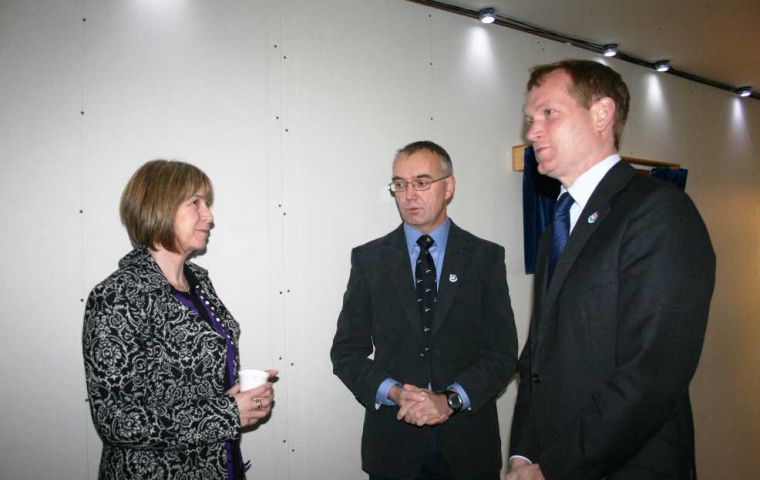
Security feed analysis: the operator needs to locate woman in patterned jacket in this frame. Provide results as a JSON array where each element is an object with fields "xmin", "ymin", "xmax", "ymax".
[{"xmin": 83, "ymin": 159, "xmax": 275, "ymax": 479}]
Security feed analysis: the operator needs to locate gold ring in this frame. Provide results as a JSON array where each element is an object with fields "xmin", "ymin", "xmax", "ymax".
[{"xmin": 255, "ymin": 399, "xmax": 263, "ymax": 409}]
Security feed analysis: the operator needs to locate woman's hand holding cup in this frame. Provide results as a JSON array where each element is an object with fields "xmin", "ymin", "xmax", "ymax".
[{"xmin": 230, "ymin": 369, "xmax": 278, "ymax": 428}]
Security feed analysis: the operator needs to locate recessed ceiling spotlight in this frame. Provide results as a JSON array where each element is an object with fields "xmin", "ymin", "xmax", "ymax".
[
  {"xmin": 735, "ymin": 86, "xmax": 752, "ymax": 97},
  {"xmin": 478, "ymin": 8, "xmax": 496, "ymax": 24},
  {"xmin": 602, "ymin": 44, "xmax": 618, "ymax": 57},
  {"xmin": 654, "ymin": 60, "xmax": 671, "ymax": 72}
]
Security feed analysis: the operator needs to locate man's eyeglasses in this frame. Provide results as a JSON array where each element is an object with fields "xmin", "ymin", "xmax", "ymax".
[{"xmin": 388, "ymin": 175, "xmax": 450, "ymax": 193}]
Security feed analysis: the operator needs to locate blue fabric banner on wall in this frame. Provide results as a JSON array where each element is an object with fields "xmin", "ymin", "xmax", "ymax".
[
  {"xmin": 522, "ymin": 146, "xmax": 560, "ymax": 274},
  {"xmin": 650, "ymin": 166, "xmax": 688, "ymax": 190}
]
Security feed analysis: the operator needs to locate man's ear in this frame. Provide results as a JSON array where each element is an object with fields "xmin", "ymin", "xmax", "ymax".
[
  {"xmin": 445, "ymin": 175, "xmax": 456, "ymax": 201},
  {"xmin": 592, "ymin": 97, "xmax": 616, "ymax": 133}
]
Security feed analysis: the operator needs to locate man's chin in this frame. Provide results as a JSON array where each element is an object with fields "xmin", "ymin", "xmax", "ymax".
[{"xmin": 401, "ymin": 214, "xmax": 419, "ymax": 224}]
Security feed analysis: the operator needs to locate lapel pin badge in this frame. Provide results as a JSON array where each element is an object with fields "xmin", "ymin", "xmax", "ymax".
[
  {"xmin": 588, "ymin": 211, "xmax": 599, "ymax": 224},
  {"xmin": 449, "ymin": 273, "xmax": 458, "ymax": 283}
]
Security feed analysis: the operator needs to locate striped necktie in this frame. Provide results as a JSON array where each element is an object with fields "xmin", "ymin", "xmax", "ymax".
[{"xmin": 415, "ymin": 235, "xmax": 437, "ymax": 342}]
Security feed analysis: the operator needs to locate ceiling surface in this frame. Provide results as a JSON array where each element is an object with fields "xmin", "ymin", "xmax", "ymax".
[{"xmin": 415, "ymin": 0, "xmax": 760, "ymax": 97}]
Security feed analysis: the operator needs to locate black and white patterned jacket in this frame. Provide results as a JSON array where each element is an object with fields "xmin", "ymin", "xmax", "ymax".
[{"xmin": 83, "ymin": 248, "xmax": 242, "ymax": 479}]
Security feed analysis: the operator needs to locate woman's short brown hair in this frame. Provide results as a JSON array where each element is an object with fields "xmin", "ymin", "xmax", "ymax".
[{"xmin": 120, "ymin": 159, "xmax": 214, "ymax": 253}]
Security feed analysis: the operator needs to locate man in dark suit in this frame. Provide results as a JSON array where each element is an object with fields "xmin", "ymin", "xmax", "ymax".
[
  {"xmin": 331, "ymin": 141, "xmax": 518, "ymax": 480},
  {"xmin": 508, "ymin": 60, "xmax": 715, "ymax": 480}
]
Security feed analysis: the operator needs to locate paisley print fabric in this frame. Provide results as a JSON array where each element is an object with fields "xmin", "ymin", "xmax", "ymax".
[{"xmin": 83, "ymin": 248, "xmax": 242, "ymax": 479}]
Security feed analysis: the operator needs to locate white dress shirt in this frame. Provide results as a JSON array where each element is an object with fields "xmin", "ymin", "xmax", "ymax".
[{"xmin": 563, "ymin": 154, "xmax": 621, "ymax": 233}]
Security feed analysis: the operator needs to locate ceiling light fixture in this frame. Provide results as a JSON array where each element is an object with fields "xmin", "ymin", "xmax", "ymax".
[
  {"xmin": 408, "ymin": 1, "xmax": 758, "ymax": 101},
  {"xmin": 735, "ymin": 86, "xmax": 752, "ymax": 97},
  {"xmin": 602, "ymin": 44, "xmax": 618, "ymax": 57},
  {"xmin": 478, "ymin": 8, "xmax": 496, "ymax": 24},
  {"xmin": 654, "ymin": 60, "xmax": 671, "ymax": 72}
]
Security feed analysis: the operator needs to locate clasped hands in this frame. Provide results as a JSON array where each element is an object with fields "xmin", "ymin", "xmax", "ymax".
[{"xmin": 389, "ymin": 384, "xmax": 452, "ymax": 427}]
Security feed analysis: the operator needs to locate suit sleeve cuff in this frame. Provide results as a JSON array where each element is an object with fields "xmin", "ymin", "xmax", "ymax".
[
  {"xmin": 509, "ymin": 455, "xmax": 533, "ymax": 466},
  {"xmin": 375, "ymin": 378, "xmax": 401, "ymax": 409},
  {"xmin": 448, "ymin": 382, "xmax": 472, "ymax": 410}
]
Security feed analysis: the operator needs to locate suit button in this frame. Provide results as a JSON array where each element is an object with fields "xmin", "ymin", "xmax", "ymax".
[
  {"xmin": 419, "ymin": 352, "xmax": 425, "ymax": 357},
  {"xmin": 531, "ymin": 374, "xmax": 541, "ymax": 383}
]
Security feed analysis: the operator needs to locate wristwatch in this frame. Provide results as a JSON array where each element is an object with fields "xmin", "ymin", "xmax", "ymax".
[{"xmin": 445, "ymin": 390, "xmax": 463, "ymax": 413}]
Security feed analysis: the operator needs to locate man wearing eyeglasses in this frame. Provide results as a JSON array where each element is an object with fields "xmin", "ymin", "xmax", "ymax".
[{"xmin": 331, "ymin": 140, "xmax": 518, "ymax": 480}]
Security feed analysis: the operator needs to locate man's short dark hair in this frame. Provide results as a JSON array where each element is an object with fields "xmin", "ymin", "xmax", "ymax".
[
  {"xmin": 528, "ymin": 59, "xmax": 630, "ymax": 149},
  {"xmin": 394, "ymin": 140, "xmax": 453, "ymax": 174}
]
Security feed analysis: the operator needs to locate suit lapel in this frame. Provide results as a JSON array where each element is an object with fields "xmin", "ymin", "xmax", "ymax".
[
  {"xmin": 432, "ymin": 222, "xmax": 471, "ymax": 338},
  {"xmin": 385, "ymin": 226, "xmax": 426, "ymax": 344},
  {"xmin": 541, "ymin": 161, "xmax": 636, "ymax": 313},
  {"xmin": 542, "ymin": 204, "xmax": 610, "ymax": 309}
]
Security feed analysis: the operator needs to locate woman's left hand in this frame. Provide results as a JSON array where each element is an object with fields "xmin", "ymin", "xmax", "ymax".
[{"xmin": 229, "ymin": 369, "xmax": 278, "ymax": 427}]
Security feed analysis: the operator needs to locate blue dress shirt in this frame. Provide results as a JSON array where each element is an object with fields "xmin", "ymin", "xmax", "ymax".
[{"xmin": 375, "ymin": 218, "xmax": 471, "ymax": 410}]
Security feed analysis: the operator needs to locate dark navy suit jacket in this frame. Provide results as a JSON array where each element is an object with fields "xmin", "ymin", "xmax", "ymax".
[
  {"xmin": 332, "ymin": 221, "xmax": 518, "ymax": 478},
  {"xmin": 511, "ymin": 161, "xmax": 715, "ymax": 479}
]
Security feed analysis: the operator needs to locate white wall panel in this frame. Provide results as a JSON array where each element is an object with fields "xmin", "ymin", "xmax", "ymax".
[{"xmin": 0, "ymin": 1, "xmax": 89, "ymax": 479}]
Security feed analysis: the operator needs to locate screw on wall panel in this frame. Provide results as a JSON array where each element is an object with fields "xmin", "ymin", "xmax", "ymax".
[
  {"xmin": 79, "ymin": 209, "xmax": 83, "ymax": 213},
  {"xmin": 286, "ymin": 289, "xmax": 290, "ymax": 293},
  {"xmin": 80, "ymin": 111, "xmax": 84, "ymax": 115},
  {"xmin": 278, "ymin": 356, "xmax": 282, "ymax": 360},
  {"xmin": 291, "ymin": 449, "xmax": 295, "ymax": 452},
  {"xmin": 274, "ymin": 44, "xmax": 278, "ymax": 48},
  {"xmin": 282, "ymin": 212, "xmax": 286, "ymax": 216},
  {"xmin": 290, "ymin": 362, "xmax": 294, "ymax": 366},
  {"xmin": 279, "ymin": 291, "xmax": 282, "ymax": 294},
  {"xmin": 283, "ymin": 56, "xmax": 287, "ymax": 60},
  {"xmin": 285, "ymin": 128, "xmax": 289, "ymax": 132},
  {"xmin": 82, "ymin": 18, "xmax": 86, "ymax": 22},
  {"xmin": 282, "ymin": 439, "xmax": 286, "ymax": 443},
  {"xmin": 80, "ymin": 298, "xmax": 84, "ymax": 302},
  {"xmin": 276, "ymin": 115, "xmax": 280, "ymax": 120}
]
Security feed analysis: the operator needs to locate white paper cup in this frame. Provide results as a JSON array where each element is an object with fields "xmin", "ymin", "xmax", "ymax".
[{"xmin": 239, "ymin": 369, "xmax": 269, "ymax": 391}]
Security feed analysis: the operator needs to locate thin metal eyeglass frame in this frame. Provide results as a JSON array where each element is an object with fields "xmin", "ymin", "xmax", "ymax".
[{"xmin": 388, "ymin": 175, "xmax": 451, "ymax": 193}]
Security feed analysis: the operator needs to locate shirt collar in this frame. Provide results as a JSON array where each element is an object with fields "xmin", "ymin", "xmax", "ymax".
[
  {"xmin": 404, "ymin": 217, "xmax": 451, "ymax": 256},
  {"xmin": 562, "ymin": 153, "xmax": 621, "ymax": 210}
]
